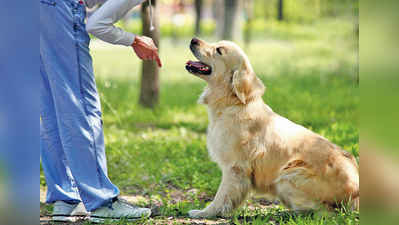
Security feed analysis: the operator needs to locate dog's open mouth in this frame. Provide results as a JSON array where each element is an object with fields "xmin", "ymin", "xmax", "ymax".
[{"xmin": 185, "ymin": 60, "xmax": 212, "ymax": 75}]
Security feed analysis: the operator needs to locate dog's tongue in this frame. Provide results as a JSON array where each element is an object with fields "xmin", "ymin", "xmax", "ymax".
[{"xmin": 186, "ymin": 60, "xmax": 208, "ymax": 68}]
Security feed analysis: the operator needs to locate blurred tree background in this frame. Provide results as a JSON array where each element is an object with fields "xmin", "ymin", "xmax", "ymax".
[
  {"xmin": 95, "ymin": 0, "xmax": 359, "ymax": 107},
  {"xmin": 106, "ymin": 0, "xmax": 358, "ymax": 42}
]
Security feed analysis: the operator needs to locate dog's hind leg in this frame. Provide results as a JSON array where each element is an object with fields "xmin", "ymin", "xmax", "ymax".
[
  {"xmin": 275, "ymin": 159, "xmax": 359, "ymax": 213},
  {"xmin": 189, "ymin": 165, "xmax": 251, "ymax": 218},
  {"xmin": 275, "ymin": 179, "xmax": 318, "ymax": 213},
  {"xmin": 274, "ymin": 165, "xmax": 320, "ymax": 213}
]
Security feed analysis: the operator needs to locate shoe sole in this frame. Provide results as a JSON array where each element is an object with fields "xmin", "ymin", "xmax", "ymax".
[
  {"xmin": 53, "ymin": 215, "xmax": 87, "ymax": 222},
  {"xmin": 89, "ymin": 216, "xmax": 146, "ymax": 223}
]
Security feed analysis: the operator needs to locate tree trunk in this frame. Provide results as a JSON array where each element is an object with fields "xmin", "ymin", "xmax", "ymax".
[
  {"xmin": 213, "ymin": 0, "xmax": 224, "ymax": 39},
  {"xmin": 222, "ymin": 0, "xmax": 239, "ymax": 40},
  {"xmin": 244, "ymin": 0, "xmax": 254, "ymax": 50},
  {"xmin": 278, "ymin": 0, "xmax": 283, "ymax": 21},
  {"xmin": 140, "ymin": 0, "xmax": 160, "ymax": 108},
  {"xmin": 194, "ymin": 0, "xmax": 203, "ymax": 35}
]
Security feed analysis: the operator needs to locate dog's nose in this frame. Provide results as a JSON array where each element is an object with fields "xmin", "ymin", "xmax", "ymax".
[{"xmin": 191, "ymin": 37, "xmax": 199, "ymax": 46}]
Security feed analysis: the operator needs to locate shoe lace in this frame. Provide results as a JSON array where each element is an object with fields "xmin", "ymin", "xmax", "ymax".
[{"xmin": 117, "ymin": 198, "xmax": 140, "ymax": 209}]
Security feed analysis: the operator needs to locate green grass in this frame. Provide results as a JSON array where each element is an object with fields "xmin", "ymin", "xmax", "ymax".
[{"xmin": 40, "ymin": 18, "xmax": 359, "ymax": 224}]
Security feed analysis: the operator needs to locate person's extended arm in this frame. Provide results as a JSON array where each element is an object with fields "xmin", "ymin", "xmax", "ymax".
[{"xmin": 86, "ymin": 0, "xmax": 161, "ymax": 67}]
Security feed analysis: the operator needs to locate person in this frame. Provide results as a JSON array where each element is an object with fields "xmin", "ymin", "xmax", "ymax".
[{"xmin": 40, "ymin": 0, "xmax": 162, "ymax": 222}]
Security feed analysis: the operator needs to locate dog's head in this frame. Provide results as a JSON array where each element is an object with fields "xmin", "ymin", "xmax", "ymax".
[{"xmin": 186, "ymin": 38, "xmax": 265, "ymax": 105}]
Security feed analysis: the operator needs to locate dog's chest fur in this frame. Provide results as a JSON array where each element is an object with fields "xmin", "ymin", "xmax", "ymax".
[{"xmin": 205, "ymin": 101, "xmax": 269, "ymax": 168}]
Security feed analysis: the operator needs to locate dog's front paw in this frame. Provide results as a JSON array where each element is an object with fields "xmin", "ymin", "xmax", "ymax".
[
  {"xmin": 188, "ymin": 209, "xmax": 202, "ymax": 218},
  {"xmin": 189, "ymin": 209, "xmax": 212, "ymax": 218}
]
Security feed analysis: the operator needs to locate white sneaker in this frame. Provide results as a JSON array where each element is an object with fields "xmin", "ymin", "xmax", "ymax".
[
  {"xmin": 52, "ymin": 201, "xmax": 89, "ymax": 222},
  {"xmin": 89, "ymin": 198, "xmax": 151, "ymax": 223}
]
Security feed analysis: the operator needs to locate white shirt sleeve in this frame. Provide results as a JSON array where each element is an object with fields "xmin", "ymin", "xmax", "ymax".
[{"xmin": 86, "ymin": 0, "xmax": 147, "ymax": 46}]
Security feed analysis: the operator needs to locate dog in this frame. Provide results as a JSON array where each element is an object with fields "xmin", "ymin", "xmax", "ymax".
[{"xmin": 185, "ymin": 38, "xmax": 359, "ymax": 218}]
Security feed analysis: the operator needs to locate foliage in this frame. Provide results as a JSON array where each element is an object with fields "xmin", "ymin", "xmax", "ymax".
[
  {"xmin": 254, "ymin": 0, "xmax": 358, "ymax": 23},
  {"xmin": 108, "ymin": 0, "xmax": 359, "ymax": 39}
]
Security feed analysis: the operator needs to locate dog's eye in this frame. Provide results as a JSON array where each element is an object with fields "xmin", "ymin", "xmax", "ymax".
[{"xmin": 216, "ymin": 47, "xmax": 223, "ymax": 55}]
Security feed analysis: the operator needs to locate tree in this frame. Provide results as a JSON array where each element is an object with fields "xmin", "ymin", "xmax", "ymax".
[
  {"xmin": 194, "ymin": 0, "xmax": 203, "ymax": 35},
  {"xmin": 139, "ymin": 0, "xmax": 160, "ymax": 108},
  {"xmin": 222, "ymin": 0, "xmax": 241, "ymax": 40},
  {"xmin": 278, "ymin": 0, "xmax": 283, "ymax": 21},
  {"xmin": 213, "ymin": 0, "xmax": 224, "ymax": 39},
  {"xmin": 244, "ymin": 0, "xmax": 254, "ymax": 50}
]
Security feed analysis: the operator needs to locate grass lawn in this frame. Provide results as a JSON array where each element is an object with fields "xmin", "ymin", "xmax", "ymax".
[{"xmin": 40, "ymin": 18, "xmax": 359, "ymax": 224}]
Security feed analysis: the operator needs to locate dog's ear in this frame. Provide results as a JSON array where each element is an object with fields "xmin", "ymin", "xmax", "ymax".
[
  {"xmin": 232, "ymin": 65, "xmax": 265, "ymax": 104},
  {"xmin": 232, "ymin": 68, "xmax": 250, "ymax": 104}
]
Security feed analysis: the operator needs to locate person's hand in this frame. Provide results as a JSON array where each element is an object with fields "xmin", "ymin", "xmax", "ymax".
[{"xmin": 131, "ymin": 35, "xmax": 162, "ymax": 67}]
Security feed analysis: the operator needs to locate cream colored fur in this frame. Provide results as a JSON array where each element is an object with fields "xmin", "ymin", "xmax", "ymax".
[{"xmin": 186, "ymin": 38, "xmax": 359, "ymax": 218}]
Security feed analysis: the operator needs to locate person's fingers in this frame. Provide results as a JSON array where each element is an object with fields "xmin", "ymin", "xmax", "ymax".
[
  {"xmin": 153, "ymin": 51, "xmax": 162, "ymax": 67},
  {"xmin": 132, "ymin": 39, "xmax": 160, "ymax": 65}
]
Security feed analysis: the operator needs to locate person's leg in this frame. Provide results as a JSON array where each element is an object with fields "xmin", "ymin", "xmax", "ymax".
[
  {"xmin": 40, "ymin": 55, "xmax": 81, "ymax": 205},
  {"xmin": 41, "ymin": 55, "xmax": 90, "ymax": 222},
  {"xmin": 40, "ymin": 0, "xmax": 119, "ymax": 211}
]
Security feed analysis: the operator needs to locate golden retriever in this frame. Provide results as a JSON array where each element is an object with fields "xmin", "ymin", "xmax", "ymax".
[{"xmin": 185, "ymin": 38, "xmax": 359, "ymax": 218}]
